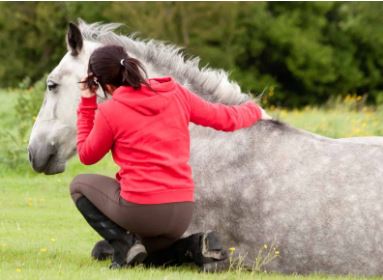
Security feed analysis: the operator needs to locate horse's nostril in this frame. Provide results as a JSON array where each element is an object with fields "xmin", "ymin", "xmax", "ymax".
[
  {"xmin": 27, "ymin": 143, "xmax": 57, "ymax": 173},
  {"xmin": 28, "ymin": 147, "xmax": 33, "ymax": 163},
  {"xmin": 50, "ymin": 142, "xmax": 59, "ymax": 154}
]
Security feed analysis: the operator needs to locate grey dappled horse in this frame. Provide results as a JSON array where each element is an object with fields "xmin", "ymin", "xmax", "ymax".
[{"xmin": 28, "ymin": 20, "xmax": 383, "ymax": 275}]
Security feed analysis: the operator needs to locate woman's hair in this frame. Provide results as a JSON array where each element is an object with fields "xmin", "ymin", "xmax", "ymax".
[{"xmin": 84, "ymin": 45, "xmax": 150, "ymax": 92}]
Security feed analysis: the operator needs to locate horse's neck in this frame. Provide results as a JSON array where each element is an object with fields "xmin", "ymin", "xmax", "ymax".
[{"xmin": 115, "ymin": 37, "xmax": 250, "ymax": 105}]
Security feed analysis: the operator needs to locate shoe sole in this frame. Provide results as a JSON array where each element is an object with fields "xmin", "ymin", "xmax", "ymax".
[{"xmin": 126, "ymin": 243, "xmax": 148, "ymax": 266}]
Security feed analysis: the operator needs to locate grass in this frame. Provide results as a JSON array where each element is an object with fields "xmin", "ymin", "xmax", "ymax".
[
  {"xmin": 0, "ymin": 90, "xmax": 19, "ymax": 129},
  {"xmin": 1, "ymin": 90, "xmax": 383, "ymax": 279},
  {"xmin": 270, "ymin": 106, "xmax": 383, "ymax": 138}
]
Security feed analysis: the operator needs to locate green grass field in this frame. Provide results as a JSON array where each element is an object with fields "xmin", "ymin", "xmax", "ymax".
[{"xmin": 1, "ymin": 90, "xmax": 382, "ymax": 280}]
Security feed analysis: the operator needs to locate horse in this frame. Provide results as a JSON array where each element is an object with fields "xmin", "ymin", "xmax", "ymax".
[{"xmin": 28, "ymin": 20, "xmax": 383, "ymax": 275}]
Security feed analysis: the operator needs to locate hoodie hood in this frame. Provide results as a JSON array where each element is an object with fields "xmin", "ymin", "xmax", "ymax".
[{"xmin": 112, "ymin": 77, "xmax": 176, "ymax": 116}]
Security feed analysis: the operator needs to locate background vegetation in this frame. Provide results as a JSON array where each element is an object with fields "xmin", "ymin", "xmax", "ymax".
[{"xmin": 1, "ymin": 2, "xmax": 383, "ymax": 107}]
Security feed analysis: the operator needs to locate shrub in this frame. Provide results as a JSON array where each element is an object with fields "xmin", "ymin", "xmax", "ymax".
[{"xmin": 0, "ymin": 77, "xmax": 45, "ymax": 172}]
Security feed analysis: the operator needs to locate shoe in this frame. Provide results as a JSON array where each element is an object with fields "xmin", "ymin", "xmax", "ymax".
[
  {"xmin": 91, "ymin": 240, "xmax": 113, "ymax": 261},
  {"xmin": 91, "ymin": 239, "xmax": 147, "ymax": 267},
  {"xmin": 126, "ymin": 243, "xmax": 148, "ymax": 265},
  {"xmin": 75, "ymin": 196, "xmax": 147, "ymax": 268}
]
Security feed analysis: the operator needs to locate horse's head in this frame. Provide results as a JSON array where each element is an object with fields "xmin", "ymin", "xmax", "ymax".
[{"xmin": 28, "ymin": 23, "xmax": 101, "ymax": 174}]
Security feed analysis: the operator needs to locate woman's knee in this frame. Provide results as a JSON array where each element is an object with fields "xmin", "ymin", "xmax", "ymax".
[{"xmin": 69, "ymin": 174, "xmax": 92, "ymax": 202}]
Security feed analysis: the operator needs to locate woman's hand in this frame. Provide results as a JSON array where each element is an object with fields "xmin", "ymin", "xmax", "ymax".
[{"xmin": 80, "ymin": 76, "xmax": 97, "ymax": 98}]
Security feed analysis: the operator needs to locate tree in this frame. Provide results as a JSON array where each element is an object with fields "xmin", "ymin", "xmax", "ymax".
[{"xmin": 0, "ymin": 2, "xmax": 383, "ymax": 107}]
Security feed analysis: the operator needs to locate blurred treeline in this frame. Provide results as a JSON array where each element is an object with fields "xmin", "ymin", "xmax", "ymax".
[{"xmin": 1, "ymin": 2, "xmax": 383, "ymax": 107}]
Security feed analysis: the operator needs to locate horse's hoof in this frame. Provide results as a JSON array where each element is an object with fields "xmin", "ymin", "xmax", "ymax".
[
  {"xmin": 198, "ymin": 231, "xmax": 229, "ymax": 273},
  {"xmin": 91, "ymin": 240, "xmax": 114, "ymax": 261},
  {"xmin": 202, "ymin": 231, "xmax": 228, "ymax": 260}
]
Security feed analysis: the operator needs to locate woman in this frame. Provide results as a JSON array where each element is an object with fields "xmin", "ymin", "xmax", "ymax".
[{"xmin": 70, "ymin": 45, "xmax": 269, "ymax": 270}]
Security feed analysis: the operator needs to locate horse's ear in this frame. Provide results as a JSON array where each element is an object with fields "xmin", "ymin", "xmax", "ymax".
[{"xmin": 66, "ymin": 22, "xmax": 83, "ymax": 56}]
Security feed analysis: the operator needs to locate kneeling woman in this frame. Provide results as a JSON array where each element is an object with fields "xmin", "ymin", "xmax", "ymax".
[{"xmin": 70, "ymin": 45, "xmax": 267, "ymax": 269}]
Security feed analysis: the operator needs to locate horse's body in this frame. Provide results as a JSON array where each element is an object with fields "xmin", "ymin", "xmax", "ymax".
[
  {"xmin": 190, "ymin": 121, "xmax": 383, "ymax": 275},
  {"xmin": 28, "ymin": 21, "xmax": 383, "ymax": 275}
]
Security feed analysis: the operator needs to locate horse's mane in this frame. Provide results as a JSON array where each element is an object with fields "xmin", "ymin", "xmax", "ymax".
[{"xmin": 78, "ymin": 19, "xmax": 250, "ymax": 105}]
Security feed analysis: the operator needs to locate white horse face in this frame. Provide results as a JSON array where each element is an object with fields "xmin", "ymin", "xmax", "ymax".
[{"xmin": 28, "ymin": 23, "xmax": 100, "ymax": 174}]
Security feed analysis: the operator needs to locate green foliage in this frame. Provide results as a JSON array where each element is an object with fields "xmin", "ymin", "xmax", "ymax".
[
  {"xmin": 231, "ymin": 3, "xmax": 383, "ymax": 107},
  {"xmin": 0, "ymin": 2, "xmax": 383, "ymax": 107},
  {"xmin": 0, "ymin": 77, "xmax": 44, "ymax": 171}
]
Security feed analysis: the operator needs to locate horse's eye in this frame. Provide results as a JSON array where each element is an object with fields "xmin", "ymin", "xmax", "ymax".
[{"xmin": 47, "ymin": 80, "xmax": 58, "ymax": 91}]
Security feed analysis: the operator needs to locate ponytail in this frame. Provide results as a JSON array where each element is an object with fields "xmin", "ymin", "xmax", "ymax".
[
  {"xmin": 120, "ymin": 56, "xmax": 152, "ymax": 90},
  {"xmin": 88, "ymin": 45, "xmax": 153, "ymax": 92}
]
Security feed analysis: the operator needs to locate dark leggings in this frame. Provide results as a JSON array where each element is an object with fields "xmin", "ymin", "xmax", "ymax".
[{"xmin": 69, "ymin": 173, "xmax": 194, "ymax": 253}]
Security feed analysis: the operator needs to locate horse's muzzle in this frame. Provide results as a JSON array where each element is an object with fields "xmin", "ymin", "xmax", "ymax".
[{"xmin": 28, "ymin": 142, "xmax": 59, "ymax": 174}]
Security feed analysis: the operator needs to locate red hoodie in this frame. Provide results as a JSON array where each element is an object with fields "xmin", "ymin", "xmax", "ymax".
[{"xmin": 77, "ymin": 77, "xmax": 262, "ymax": 204}]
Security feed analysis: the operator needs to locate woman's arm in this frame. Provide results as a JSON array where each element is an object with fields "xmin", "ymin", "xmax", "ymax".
[
  {"xmin": 179, "ymin": 85, "xmax": 263, "ymax": 131},
  {"xmin": 76, "ymin": 95, "xmax": 114, "ymax": 165}
]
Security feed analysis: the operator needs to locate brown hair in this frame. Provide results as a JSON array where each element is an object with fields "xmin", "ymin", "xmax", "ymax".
[{"xmin": 84, "ymin": 45, "xmax": 150, "ymax": 92}]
